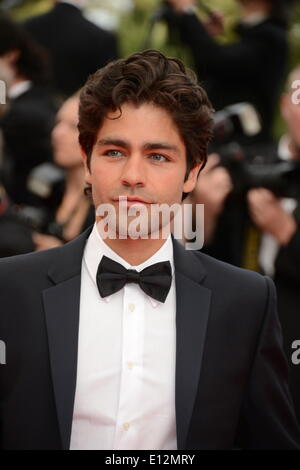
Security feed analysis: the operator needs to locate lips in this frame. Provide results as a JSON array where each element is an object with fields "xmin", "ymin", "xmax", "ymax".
[{"xmin": 114, "ymin": 196, "xmax": 151, "ymax": 204}]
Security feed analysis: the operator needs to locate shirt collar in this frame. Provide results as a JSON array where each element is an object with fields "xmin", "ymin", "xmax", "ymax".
[
  {"xmin": 8, "ymin": 80, "xmax": 32, "ymax": 100},
  {"xmin": 84, "ymin": 222, "xmax": 175, "ymax": 307}
]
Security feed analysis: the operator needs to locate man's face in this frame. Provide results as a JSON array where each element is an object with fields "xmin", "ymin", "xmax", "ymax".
[{"xmin": 82, "ymin": 102, "xmax": 201, "ymax": 237}]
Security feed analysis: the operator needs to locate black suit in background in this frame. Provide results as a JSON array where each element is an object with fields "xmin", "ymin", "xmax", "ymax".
[
  {"xmin": 23, "ymin": 2, "xmax": 118, "ymax": 98},
  {"xmin": 0, "ymin": 86, "xmax": 57, "ymax": 206},
  {"xmin": 173, "ymin": 12, "xmax": 288, "ymax": 142},
  {"xmin": 0, "ymin": 226, "xmax": 299, "ymax": 449}
]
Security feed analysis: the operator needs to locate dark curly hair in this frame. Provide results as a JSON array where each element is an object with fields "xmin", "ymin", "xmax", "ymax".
[{"xmin": 79, "ymin": 49, "xmax": 214, "ymax": 189}]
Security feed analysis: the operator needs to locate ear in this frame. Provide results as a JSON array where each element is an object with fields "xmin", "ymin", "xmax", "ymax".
[
  {"xmin": 81, "ymin": 148, "xmax": 92, "ymax": 185},
  {"xmin": 183, "ymin": 162, "xmax": 202, "ymax": 194}
]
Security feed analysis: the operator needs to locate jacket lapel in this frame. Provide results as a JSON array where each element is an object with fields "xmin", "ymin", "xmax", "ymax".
[
  {"xmin": 42, "ymin": 227, "xmax": 92, "ymax": 450},
  {"xmin": 172, "ymin": 238, "xmax": 211, "ymax": 450}
]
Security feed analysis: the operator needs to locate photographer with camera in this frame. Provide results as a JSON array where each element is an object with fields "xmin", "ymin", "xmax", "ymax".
[
  {"xmin": 247, "ymin": 66, "xmax": 300, "ymax": 423},
  {"xmin": 165, "ymin": 0, "xmax": 293, "ymax": 143},
  {"xmin": 247, "ymin": 69, "xmax": 300, "ymax": 274},
  {"xmin": 188, "ymin": 66, "xmax": 300, "ymax": 422}
]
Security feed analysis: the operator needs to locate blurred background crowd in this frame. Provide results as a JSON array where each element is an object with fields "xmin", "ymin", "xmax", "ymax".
[{"xmin": 0, "ymin": 0, "xmax": 300, "ymax": 422}]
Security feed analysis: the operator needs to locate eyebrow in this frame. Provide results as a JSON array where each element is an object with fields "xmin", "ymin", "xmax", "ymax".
[{"xmin": 96, "ymin": 137, "xmax": 180, "ymax": 155}]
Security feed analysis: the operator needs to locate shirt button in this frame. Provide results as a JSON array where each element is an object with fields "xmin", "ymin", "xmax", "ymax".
[
  {"xmin": 123, "ymin": 422, "xmax": 130, "ymax": 431},
  {"xmin": 128, "ymin": 303, "xmax": 135, "ymax": 312}
]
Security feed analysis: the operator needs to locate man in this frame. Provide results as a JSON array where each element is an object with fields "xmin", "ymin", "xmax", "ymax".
[
  {"xmin": 165, "ymin": 0, "xmax": 292, "ymax": 143},
  {"xmin": 188, "ymin": 65, "xmax": 300, "ymax": 424},
  {"xmin": 0, "ymin": 50, "xmax": 299, "ymax": 450},
  {"xmin": 23, "ymin": 0, "xmax": 118, "ymax": 98},
  {"xmin": 247, "ymin": 66, "xmax": 300, "ymax": 424}
]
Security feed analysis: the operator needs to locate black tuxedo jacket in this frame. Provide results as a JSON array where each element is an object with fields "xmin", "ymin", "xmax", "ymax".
[
  {"xmin": 24, "ymin": 2, "xmax": 118, "ymax": 97},
  {"xmin": 0, "ymin": 227, "xmax": 299, "ymax": 449}
]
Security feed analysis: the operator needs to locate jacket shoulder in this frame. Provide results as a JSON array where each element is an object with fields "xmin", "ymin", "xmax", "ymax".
[
  {"xmin": 0, "ymin": 227, "xmax": 91, "ymax": 284},
  {"xmin": 194, "ymin": 249, "xmax": 271, "ymax": 297},
  {"xmin": 0, "ymin": 245, "xmax": 63, "ymax": 278}
]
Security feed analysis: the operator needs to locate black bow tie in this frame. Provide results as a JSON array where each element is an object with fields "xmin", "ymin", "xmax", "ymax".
[{"xmin": 96, "ymin": 255, "xmax": 172, "ymax": 303}]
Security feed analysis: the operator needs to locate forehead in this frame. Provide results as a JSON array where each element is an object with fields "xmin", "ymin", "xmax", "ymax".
[{"xmin": 97, "ymin": 102, "xmax": 183, "ymax": 141}]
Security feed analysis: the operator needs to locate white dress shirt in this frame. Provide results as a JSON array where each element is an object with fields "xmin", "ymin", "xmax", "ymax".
[{"xmin": 70, "ymin": 223, "xmax": 177, "ymax": 450}]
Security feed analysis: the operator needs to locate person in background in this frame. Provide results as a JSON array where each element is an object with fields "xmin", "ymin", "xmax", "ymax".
[
  {"xmin": 0, "ymin": 53, "xmax": 35, "ymax": 257},
  {"xmin": 247, "ymin": 66, "xmax": 300, "ymax": 424},
  {"xmin": 188, "ymin": 65, "xmax": 300, "ymax": 423},
  {"xmin": 23, "ymin": 0, "xmax": 118, "ymax": 99},
  {"xmin": 0, "ymin": 12, "xmax": 57, "ymax": 206},
  {"xmin": 165, "ymin": 0, "xmax": 292, "ymax": 144},
  {"xmin": 33, "ymin": 93, "xmax": 94, "ymax": 251}
]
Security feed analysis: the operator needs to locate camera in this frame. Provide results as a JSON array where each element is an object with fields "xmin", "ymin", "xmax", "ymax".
[
  {"xmin": 220, "ymin": 149, "xmax": 300, "ymax": 199},
  {"xmin": 211, "ymin": 103, "xmax": 300, "ymax": 199}
]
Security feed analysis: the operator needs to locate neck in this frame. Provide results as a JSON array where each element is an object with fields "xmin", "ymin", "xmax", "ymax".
[{"xmin": 98, "ymin": 223, "xmax": 171, "ymax": 266}]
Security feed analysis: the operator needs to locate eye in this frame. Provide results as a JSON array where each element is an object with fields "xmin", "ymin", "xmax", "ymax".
[
  {"xmin": 104, "ymin": 149, "xmax": 124, "ymax": 157},
  {"xmin": 149, "ymin": 153, "xmax": 169, "ymax": 162}
]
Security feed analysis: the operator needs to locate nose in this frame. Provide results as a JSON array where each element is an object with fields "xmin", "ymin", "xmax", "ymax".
[{"xmin": 121, "ymin": 154, "xmax": 146, "ymax": 188}]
